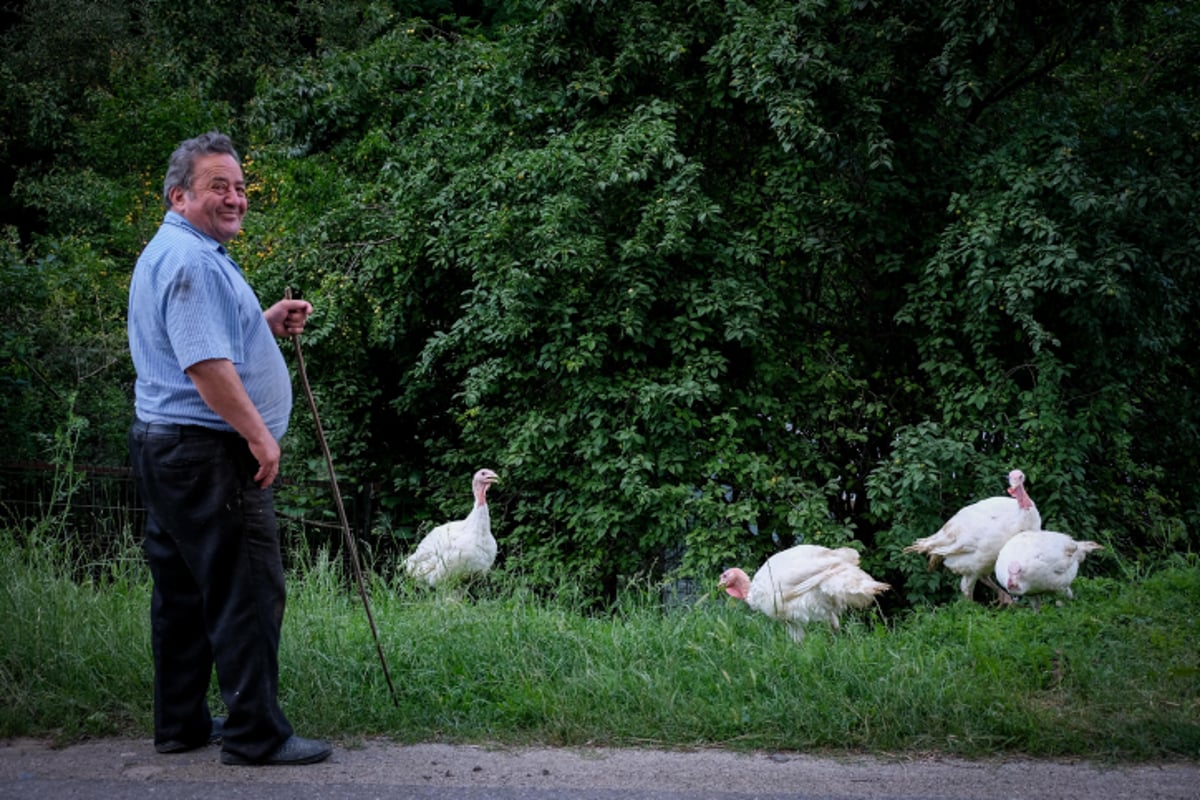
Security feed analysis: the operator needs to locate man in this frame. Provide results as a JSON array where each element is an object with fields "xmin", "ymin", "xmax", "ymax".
[{"xmin": 127, "ymin": 131, "xmax": 331, "ymax": 766}]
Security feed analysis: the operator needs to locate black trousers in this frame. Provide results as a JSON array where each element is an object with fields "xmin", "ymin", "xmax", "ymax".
[{"xmin": 129, "ymin": 420, "xmax": 294, "ymax": 761}]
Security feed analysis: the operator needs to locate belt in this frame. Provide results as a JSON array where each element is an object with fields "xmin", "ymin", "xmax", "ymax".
[{"xmin": 132, "ymin": 419, "xmax": 238, "ymax": 438}]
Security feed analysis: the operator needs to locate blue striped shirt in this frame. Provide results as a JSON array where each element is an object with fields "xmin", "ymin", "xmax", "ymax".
[{"xmin": 128, "ymin": 212, "xmax": 293, "ymax": 440}]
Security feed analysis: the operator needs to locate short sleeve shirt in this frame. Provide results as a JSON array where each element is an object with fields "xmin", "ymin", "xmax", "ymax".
[{"xmin": 128, "ymin": 212, "xmax": 293, "ymax": 440}]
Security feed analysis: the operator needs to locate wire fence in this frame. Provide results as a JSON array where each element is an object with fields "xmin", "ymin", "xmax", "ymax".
[
  {"xmin": 0, "ymin": 461, "xmax": 142, "ymax": 539},
  {"xmin": 2, "ymin": 462, "xmax": 707, "ymax": 607},
  {"xmin": 0, "ymin": 461, "xmax": 385, "ymax": 571}
]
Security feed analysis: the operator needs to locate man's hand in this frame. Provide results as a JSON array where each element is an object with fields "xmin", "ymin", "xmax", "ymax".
[
  {"xmin": 245, "ymin": 433, "xmax": 283, "ymax": 489},
  {"xmin": 265, "ymin": 298, "xmax": 313, "ymax": 338},
  {"xmin": 185, "ymin": 358, "xmax": 281, "ymax": 489}
]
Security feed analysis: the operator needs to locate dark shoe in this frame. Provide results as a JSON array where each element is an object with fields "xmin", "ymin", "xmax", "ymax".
[
  {"xmin": 220, "ymin": 735, "xmax": 332, "ymax": 766},
  {"xmin": 155, "ymin": 717, "xmax": 225, "ymax": 754}
]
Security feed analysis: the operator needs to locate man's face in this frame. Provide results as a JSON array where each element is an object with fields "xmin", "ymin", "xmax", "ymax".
[{"xmin": 171, "ymin": 153, "xmax": 247, "ymax": 243}]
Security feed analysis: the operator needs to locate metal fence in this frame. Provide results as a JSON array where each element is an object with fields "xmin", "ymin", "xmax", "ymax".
[
  {"xmin": 0, "ymin": 461, "xmax": 383, "ymax": 570},
  {"xmin": 1, "ymin": 461, "xmax": 141, "ymax": 535}
]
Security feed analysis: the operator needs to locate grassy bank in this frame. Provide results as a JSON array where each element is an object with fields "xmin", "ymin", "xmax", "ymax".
[{"xmin": 1, "ymin": 528, "xmax": 1197, "ymax": 761}]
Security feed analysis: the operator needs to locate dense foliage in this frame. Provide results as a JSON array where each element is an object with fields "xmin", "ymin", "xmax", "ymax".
[{"xmin": 2, "ymin": 0, "xmax": 1197, "ymax": 606}]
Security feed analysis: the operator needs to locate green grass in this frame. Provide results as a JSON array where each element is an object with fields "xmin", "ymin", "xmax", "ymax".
[{"xmin": 2, "ymin": 527, "xmax": 1198, "ymax": 761}]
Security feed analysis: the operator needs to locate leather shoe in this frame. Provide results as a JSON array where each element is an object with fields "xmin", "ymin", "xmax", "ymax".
[
  {"xmin": 155, "ymin": 717, "xmax": 225, "ymax": 754},
  {"xmin": 220, "ymin": 735, "xmax": 333, "ymax": 766}
]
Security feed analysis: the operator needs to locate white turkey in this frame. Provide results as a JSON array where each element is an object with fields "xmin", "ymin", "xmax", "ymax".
[
  {"xmin": 994, "ymin": 529, "xmax": 1103, "ymax": 609},
  {"xmin": 718, "ymin": 544, "xmax": 890, "ymax": 643},
  {"xmin": 903, "ymin": 468, "xmax": 1040, "ymax": 604},
  {"xmin": 404, "ymin": 468, "xmax": 499, "ymax": 588}
]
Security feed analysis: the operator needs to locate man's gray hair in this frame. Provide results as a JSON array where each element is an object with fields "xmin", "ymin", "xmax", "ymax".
[{"xmin": 162, "ymin": 131, "xmax": 240, "ymax": 209}]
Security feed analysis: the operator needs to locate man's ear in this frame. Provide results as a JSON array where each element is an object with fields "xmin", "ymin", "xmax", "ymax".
[{"xmin": 167, "ymin": 184, "xmax": 186, "ymax": 210}]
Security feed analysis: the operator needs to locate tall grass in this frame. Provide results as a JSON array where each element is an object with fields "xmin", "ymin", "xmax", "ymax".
[
  {"xmin": 0, "ymin": 526, "xmax": 152, "ymax": 737},
  {"xmin": 2, "ymin": 526, "xmax": 1197, "ymax": 761}
]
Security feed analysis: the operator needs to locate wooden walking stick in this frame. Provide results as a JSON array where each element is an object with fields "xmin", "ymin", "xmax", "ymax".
[{"xmin": 284, "ymin": 288, "xmax": 399, "ymax": 706}]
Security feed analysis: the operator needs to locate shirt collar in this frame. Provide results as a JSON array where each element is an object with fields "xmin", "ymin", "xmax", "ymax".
[{"xmin": 163, "ymin": 210, "xmax": 228, "ymax": 255}]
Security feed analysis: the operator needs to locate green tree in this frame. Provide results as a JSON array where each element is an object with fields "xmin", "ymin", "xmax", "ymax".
[
  {"xmin": 2, "ymin": 0, "xmax": 1197, "ymax": 607},
  {"xmin": 0, "ymin": 228, "xmax": 130, "ymax": 465},
  {"xmin": 872, "ymin": 1, "xmax": 1200, "ymax": 598}
]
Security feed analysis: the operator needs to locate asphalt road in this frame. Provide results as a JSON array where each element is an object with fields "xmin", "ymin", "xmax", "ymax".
[{"xmin": 3, "ymin": 737, "xmax": 1199, "ymax": 800}]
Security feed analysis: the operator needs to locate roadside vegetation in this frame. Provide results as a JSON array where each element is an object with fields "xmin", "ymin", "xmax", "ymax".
[
  {"xmin": 2, "ymin": 0, "xmax": 1198, "ymax": 764},
  {"xmin": 4, "ymin": 1, "xmax": 1200, "ymax": 608},
  {"xmin": 2, "ymin": 523, "xmax": 1196, "ymax": 761}
]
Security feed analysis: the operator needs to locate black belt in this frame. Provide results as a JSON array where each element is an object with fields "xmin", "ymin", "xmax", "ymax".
[{"xmin": 132, "ymin": 419, "xmax": 238, "ymax": 438}]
